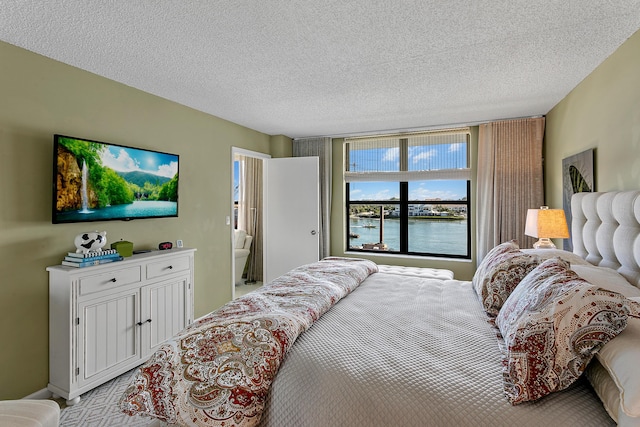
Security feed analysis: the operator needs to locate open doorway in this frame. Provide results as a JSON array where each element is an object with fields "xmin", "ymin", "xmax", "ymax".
[{"xmin": 231, "ymin": 148, "xmax": 270, "ymax": 299}]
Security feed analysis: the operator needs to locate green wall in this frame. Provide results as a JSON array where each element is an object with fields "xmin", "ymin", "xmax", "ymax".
[
  {"xmin": 0, "ymin": 41, "xmax": 273, "ymax": 399},
  {"xmin": 545, "ymin": 29, "xmax": 640, "ymax": 206}
]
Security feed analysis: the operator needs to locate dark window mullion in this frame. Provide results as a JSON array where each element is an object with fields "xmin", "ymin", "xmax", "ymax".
[
  {"xmin": 400, "ymin": 182, "xmax": 408, "ymax": 253},
  {"xmin": 345, "ymin": 182, "xmax": 351, "ymax": 250},
  {"xmin": 466, "ymin": 180, "xmax": 471, "ymax": 258}
]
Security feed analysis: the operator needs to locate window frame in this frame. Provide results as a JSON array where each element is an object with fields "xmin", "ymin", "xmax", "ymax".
[
  {"xmin": 344, "ymin": 129, "xmax": 471, "ymax": 259},
  {"xmin": 345, "ymin": 181, "xmax": 471, "ymax": 258}
]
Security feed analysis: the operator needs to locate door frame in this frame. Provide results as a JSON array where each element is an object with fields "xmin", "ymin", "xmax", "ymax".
[{"xmin": 231, "ymin": 147, "xmax": 271, "ymax": 299}]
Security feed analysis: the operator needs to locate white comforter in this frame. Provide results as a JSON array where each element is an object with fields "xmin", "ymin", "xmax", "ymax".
[{"xmin": 258, "ymin": 271, "xmax": 614, "ymax": 427}]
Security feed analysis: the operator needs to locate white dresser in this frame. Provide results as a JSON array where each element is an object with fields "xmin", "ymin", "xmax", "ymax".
[{"xmin": 46, "ymin": 248, "xmax": 196, "ymax": 405}]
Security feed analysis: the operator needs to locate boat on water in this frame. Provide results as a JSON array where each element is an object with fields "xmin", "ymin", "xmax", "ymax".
[
  {"xmin": 349, "ymin": 232, "xmax": 360, "ymax": 238},
  {"xmin": 362, "ymin": 223, "xmax": 377, "ymax": 228},
  {"xmin": 362, "ymin": 242, "xmax": 388, "ymax": 251}
]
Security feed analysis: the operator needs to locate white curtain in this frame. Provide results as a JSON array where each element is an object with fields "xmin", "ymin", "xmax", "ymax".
[
  {"xmin": 476, "ymin": 117, "xmax": 545, "ymax": 263},
  {"xmin": 237, "ymin": 155, "xmax": 263, "ymax": 282},
  {"xmin": 293, "ymin": 137, "xmax": 332, "ymax": 259}
]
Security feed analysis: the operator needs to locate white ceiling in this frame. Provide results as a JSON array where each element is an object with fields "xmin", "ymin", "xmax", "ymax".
[{"xmin": 1, "ymin": 1, "xmax": 639, "ymax": 139}]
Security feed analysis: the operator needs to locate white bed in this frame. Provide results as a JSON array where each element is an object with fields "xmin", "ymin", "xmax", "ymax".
[
  {"xmin": 120, "ymin": 191, "xmax": 640, "ymax": 426},
  {"xmin": 259, "ymin": 270, "xmax": 616, "ymax": 427}
]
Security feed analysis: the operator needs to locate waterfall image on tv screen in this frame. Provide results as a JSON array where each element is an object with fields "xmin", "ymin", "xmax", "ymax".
[{"xmin": 53, "ymin": 134, "xmax": 179, "ymax": 223}]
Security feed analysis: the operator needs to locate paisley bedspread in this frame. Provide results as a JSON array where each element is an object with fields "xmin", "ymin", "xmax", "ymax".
[{"xmin": 119, "ymin": 257, "xmax": 378, "ymax": 426}]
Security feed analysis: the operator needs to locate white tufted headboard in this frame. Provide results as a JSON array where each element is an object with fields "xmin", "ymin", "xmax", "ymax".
[{"xmin": 571, "ymin": 191, "xmax": 640, "ymax": 288}]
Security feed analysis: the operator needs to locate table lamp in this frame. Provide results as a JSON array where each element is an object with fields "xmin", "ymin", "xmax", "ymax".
[{"xmin": 524, "ymin": 206, "xmax": 570, "ymax": 249}]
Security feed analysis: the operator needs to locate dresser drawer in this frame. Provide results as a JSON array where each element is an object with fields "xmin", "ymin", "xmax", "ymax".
[
  {"xmin": 79, "ymin": 266, "xmax": 142, "ymax": 296},
  {"xmin": 146, "ymin": 255, "xmax": 190, "ymax": 279}
]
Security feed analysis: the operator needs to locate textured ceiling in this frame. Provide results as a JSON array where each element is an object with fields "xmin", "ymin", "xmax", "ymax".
[{"xmin": 1, "ymin": 1, "xmax": 640, "ymax": 138}]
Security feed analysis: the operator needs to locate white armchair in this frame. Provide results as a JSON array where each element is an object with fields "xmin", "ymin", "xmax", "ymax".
[
  {"xmin": 0, "ymin": 400, "xmax": 60, "ymax": 426},
  {"xmin": 234, "ymin": 229, "xmax": 253, "ymax": 285}
]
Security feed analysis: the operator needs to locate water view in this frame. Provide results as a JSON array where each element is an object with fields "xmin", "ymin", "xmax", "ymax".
[
  {"xmin": 349, "ymin": 217, "xmax": 468, "ymax": 256},
  {"xmin": 56, "ymin": 200, "xmax": 177, "ymax": 222}
]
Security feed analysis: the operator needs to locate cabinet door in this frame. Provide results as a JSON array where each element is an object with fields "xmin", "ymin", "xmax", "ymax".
[
  {"xmin": 78, "ymin": 289, "xmax": 140, "ymax": 387},
  {"xmin": 141, "ymin": 275, "xmax": 190, "ymax": 356}
]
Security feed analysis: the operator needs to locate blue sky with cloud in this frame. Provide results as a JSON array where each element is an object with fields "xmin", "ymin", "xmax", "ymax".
[
  {"xmin": 349, "ymin": 180, "xmax": 466, "ymax": 201},
  {"xmin": 100, "ymin": 145, "xmax": 178, "ymax": 178},
  {"xmin": 349, "ymin": 141, "xmax": 467, "ymax": 201}
]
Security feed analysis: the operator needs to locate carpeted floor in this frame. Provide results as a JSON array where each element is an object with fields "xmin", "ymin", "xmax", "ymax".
[{"xmin": 56, "ymin": 369, "xmax": 158, "ymax": 427}]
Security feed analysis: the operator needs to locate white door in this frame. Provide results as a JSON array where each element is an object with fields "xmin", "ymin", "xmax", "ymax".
[{"xmin": 264, "ymin": 157, "xmax": 320, "ymax": 283}]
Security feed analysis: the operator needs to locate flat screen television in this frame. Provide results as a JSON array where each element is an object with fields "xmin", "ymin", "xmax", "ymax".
[{"xmin": 53, "ymin": 134, "xmax": 179, "ymax": 224}]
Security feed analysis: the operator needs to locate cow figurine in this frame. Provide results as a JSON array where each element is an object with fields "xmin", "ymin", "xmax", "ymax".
[{"xmin": 74, "ymin": 231, "xmax": 108, "ymax": 254}]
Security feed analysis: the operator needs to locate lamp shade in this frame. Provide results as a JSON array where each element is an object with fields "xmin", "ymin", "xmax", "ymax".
[{"xmin": 525, "ymin": 206, "xmax": 569, "ymax": 249}]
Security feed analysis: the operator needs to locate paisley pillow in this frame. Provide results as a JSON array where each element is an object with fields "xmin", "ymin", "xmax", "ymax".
[
  {"xmin": 473, "ymin": 241, "xmax": 540, "ymax": 316},
  {"xmin": 521, "ymin": 248, "xmax": 590, "ymax": 266},
  {"xmin": 495, "ymin": 258, "xmax": 637, "ymax": 405}
]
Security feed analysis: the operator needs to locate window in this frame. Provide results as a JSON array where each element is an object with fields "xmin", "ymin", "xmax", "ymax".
[{"xmin": 345, "ymin": 128, "xmax": 470, "ymax": 258}]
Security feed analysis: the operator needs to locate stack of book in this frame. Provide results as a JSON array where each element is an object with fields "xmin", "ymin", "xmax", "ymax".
[{"xmin": 61, "ymin": 249, "xmax": 124, "ymax": 268}]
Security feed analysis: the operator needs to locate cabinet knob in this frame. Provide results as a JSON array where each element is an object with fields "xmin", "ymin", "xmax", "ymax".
[
  {"xmin": 168, "ymin": 265, "xmax": 173, "ymax": 269},
  {"xmin": 110, "ymin": 278, "xmax": 117, "ymax": 283},
  {"xmin": 136, "ymin": 318, "xmax": 152, "ymax": 326}
]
